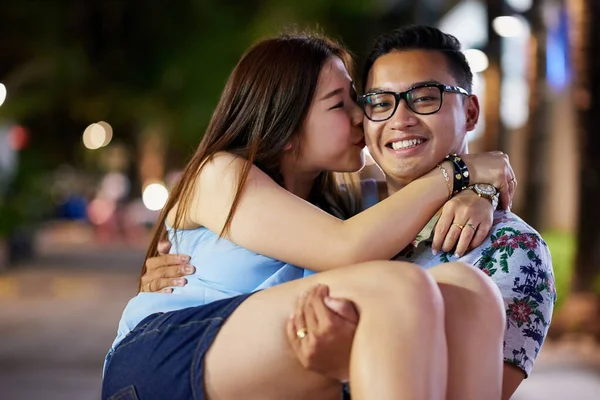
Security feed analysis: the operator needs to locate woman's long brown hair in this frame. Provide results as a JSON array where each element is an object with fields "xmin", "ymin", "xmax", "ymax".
[{"xmin": 140, "ymin": 33, "xmax": 362, "ymax": 287}]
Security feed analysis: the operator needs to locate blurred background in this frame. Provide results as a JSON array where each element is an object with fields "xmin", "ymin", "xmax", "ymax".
[{"xmin": 0, "ymin": 0, "xmax": 598, "ymax": 399}]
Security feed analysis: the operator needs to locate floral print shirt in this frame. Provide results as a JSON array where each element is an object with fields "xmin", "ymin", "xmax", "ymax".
[{"xmin": 395, "ymin": 211, "xmax": 556, "ymax": 377}]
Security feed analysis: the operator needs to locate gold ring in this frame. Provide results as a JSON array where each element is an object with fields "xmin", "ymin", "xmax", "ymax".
[
  {"xmin": 147, "ymin": 282, "xmax": 151, "ymax": 292},
  {"xmin": 466, "ymin": 223, "xmax": 477, "ymax": 231},
  {"xmin": 296, "ymin": 328, "xmax": 308, "ymax": 339},
  {"xmin": 452, "ymin": 223, "xmax": 464, "ymax": 230}
]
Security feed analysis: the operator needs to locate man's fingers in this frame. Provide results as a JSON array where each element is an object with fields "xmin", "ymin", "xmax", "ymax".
[
  {"xmin": 159, "ymin": 264, "xmax": 193, "ymax": 280},
  {"xmin": 324, "ymin": 297, "xmax": 359, "ymax": 324},
  {"xmin": 143, "ymin": 277, "xmax": 187, "ymax": 292},
  {"xmin": 157, "ymin": 239, "xmax": 172, "ymax": 255},
  {"xmin": 145, "ymin": 254, "xmax": 190, "ymax": 269},
  {"xmin": 294, "ymin": 291, "xmax": 308, "ymax": 339},
  {"xmin": 303, "ymin": 286, "xmax": 320, "ymax": 333},
  {"xmin": 286, "ymin": 313, "xmax": 302, "ymax": 354}
]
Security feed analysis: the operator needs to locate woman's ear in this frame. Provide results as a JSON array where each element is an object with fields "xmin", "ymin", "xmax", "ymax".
[{"xmin": 284, "ymin": 135, "xmax": 299, "ymax": 152}]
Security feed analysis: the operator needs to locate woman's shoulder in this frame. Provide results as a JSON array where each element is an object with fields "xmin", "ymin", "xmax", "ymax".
[{"xmin": 202, "ymin": 152, "xmax": 270, "ymax": 184}]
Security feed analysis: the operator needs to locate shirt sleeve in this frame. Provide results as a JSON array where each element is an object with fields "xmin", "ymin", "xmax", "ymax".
[{"xmin": 474, "ymin": 224, "xmax": 556, "ymax": 377}]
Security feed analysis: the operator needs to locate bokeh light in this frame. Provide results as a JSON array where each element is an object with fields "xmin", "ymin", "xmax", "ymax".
[
  {"xmin": 463, "ymin": 49, "xmax": 489, "ymax": 73},
  {"xmin": 82, "ymin": 122, "xmax": 114, "ymax": 149},
  {"xmin": 493, "ymin": 16, "xmax": 527, "ymax": 38},
  {"xmin": 82, "ymin": 123, "xmax": 105, "ymax": 150},
  {"xmin": 97, "ymin": 121, "xmax": 113, "ymax": 147},
  {"xmin": 142, "ymin": 182, "xmax": 169, "ymax": 211},
  {"xmin": 506, "ymin": 0, "xmax": 533, "ymax": 13},
  {"xmin": 0, "ymin": 83, "xmax": 6, "ymax": 107}
]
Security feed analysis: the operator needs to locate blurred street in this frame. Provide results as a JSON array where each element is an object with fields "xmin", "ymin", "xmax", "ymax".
[
  {"xmin": 0, "ymin": 223, "xmax": 599, "ymax": 400},
  {"xmin": 0, "ymin": 224, "xmax": 145, "ymax": 400}
]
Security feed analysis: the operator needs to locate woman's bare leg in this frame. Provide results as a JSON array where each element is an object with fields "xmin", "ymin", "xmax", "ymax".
[
  {"xmin": 428, "ymin": 262, "xmax": 505, "ymax": 400},
  {"xmin": 203, "ymin": 261, "xmax": 448, "ymax": 400}
]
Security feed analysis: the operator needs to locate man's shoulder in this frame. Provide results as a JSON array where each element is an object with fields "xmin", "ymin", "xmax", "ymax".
[
  {"xmin": 468, "ymin": 210, "xmax": 553, "ymax": 279},
  {"xmin": 490, "ymin": 210, "xmax": 544, "ymax": 237},
  {"xmin": 480, "ymin": 210, "xmax": 549, "ymax": 254}
]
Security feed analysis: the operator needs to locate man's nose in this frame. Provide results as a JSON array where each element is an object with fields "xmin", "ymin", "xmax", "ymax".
[{"xmin": 390, "ymin": 100, "xmax": 418, "ymax": 129}]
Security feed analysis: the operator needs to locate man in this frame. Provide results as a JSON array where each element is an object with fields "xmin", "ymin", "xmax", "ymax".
[
  {"xmin": 142, "ymin": 26, "xmax": 555, "ymax": 399},
  {"xmin": 356, "ymin": 25, "xmax": 554, "ymax": 398}
]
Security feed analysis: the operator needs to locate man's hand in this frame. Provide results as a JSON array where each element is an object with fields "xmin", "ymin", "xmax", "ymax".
[
  {"xmin": 286, "ymin": 284, "xmax": 358, "ymax": 382},
  {"xmin": 432, "ymin": 190, "xmax": 494, "ymax": 257},
  {"xmin": 140, "ymin": 239, "xmax": 194, "ymax": 293}
]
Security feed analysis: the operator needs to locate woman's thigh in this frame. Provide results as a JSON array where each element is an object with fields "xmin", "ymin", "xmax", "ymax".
[{"xmin": 203, "ymin": 260, "xmax": 435, "ymax": 400}]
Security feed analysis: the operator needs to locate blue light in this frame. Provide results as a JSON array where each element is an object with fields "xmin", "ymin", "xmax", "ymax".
[{"xmin": 546, "ymin": 7, "xmax": 571, "ymax": 91}]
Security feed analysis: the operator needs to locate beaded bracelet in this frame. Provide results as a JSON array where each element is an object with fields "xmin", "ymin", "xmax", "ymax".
[
  {"xmin": 444, "ymin": 154, "xmax": 470, "ymax": 195},
  {"xmin": 436, "ymin": 163, "xmax": 452, "ymax": 200}
]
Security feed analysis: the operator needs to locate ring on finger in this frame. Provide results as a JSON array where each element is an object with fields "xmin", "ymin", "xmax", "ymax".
[
  {"xmin": 452, "ymin": 222, "xmax": 464, "ymax": 230},
  {"xmin": 465, "ymin": 223, "xmax": 477, "ymax": 231},
  {"xmin": 146, "ymin": 282, "xmax": 151, "ymax": 292},
  {"xmin": 296, "ymin": 328, "xmax": 308, "ymax": 339}
]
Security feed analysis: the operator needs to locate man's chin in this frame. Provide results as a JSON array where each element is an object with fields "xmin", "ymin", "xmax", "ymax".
[{"xmin": 381, "ymin": 160, "xmax": 434, "ymax": 186}]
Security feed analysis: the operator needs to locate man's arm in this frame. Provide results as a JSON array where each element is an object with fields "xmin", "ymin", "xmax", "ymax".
[
  {"xmin": 474, "ymin": 214, "xmax": 556, "ymax": 397},
  {"xmin": 140, "ymin": 239, "xmax": 194, "ymax": 292},
  {"xmin": 502, "ymin": 363, "xmax": 525, "ymax": 400}
]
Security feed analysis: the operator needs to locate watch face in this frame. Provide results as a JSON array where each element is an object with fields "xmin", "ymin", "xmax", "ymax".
[{"xmin": 475, "ymin": 183, "xmax": 497, "ymax": 196}]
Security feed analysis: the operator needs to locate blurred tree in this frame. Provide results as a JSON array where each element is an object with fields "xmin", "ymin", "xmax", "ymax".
[
  {"xmin": 551, "ymin": 0, "xmax": 600, "ymax": 337},
  {"xmin": 522, "ymin": 0, "xmax": 551, "ymax": 230},
  {"xmin": 0, "ymin": 0, "xmax": 380, "ymax": 173}
]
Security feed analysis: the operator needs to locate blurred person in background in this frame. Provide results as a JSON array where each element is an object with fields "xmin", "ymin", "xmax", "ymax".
[
  {"xmin": 144, "ymin": 26, "xmax": 555, "ymax": 400},
  {"xmin": 105, "ymin": 32, "xmax": 517, "ymax": 400}
]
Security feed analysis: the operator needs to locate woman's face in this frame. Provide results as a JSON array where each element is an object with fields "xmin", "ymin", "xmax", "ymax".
[{"xmin": 295, "ymin": 57, "xmax": 366, "ymax": 173}]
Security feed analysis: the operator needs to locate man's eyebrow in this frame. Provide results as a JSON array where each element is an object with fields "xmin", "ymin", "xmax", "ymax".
[
  {"xmin": 366, "ymin": 80, "xmax": 442, "ymax": 93},
  {"xmin": 365, "ymin": 87, "xmax": 389, "ymax": 94},
  {"xmin": 319, "ymin": 88, "xmax": 344, "ymax": 101},
  {"xmin": 412, "ymin": 80, "xmax": 442, "ymax": 87}
]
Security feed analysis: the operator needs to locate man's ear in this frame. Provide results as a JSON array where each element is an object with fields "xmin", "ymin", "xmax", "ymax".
[{"xmin": 465, "ymin": 95, "xmax": 480, "ymax": 132}]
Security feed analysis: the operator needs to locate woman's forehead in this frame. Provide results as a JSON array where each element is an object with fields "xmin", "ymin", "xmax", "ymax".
[{"xmin": 316, "ymin": 57, "xmax": 352, "ymax": 94}]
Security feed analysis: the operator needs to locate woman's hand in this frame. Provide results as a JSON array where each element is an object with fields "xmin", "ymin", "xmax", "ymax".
[
  {"xmin": 460, "ymin": 151, "xmax": 517, "ymax": 210},
  {"xmin": 140, "ymin": 239, "xmax": 194, "ymax": 293},
  {"xmin": 431, "ymin": 190, "xmax": 495, "ymax": 257},
  {"xmin": 286, "ymin": 284, "xmax": 358, "ymax": 382}
]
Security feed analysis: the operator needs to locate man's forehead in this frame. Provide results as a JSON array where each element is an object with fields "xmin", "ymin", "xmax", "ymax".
[{"xmin": 366, "ymin": 50, "xmax": 454, "ymax": 91}]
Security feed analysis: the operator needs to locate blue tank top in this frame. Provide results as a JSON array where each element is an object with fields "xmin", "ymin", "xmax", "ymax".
[
  {"xmin": 111, "ymin": 226, "xmax": 305, "ymax": 349},
  {"xmin": 111, "ymin": 179, "xmax": 380, "ymax": 349}
]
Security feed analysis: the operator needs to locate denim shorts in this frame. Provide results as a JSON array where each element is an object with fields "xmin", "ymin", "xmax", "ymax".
[{"xmin": 102, "ymin": 293, "xmax": 253, "ymax": 400}]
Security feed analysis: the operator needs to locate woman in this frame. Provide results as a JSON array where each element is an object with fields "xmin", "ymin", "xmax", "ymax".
[{"xmin": 103, "ymin": 33, "xmax": 513, "ymax": 400}]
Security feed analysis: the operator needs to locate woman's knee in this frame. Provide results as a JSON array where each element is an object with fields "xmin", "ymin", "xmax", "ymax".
[
  {"xmin": 431, "ymin": 262, "xmax": 505, "ymax": 326},
  {"xmin": 345, "ymin": 261, "xmax": 445, "ymax": 318}
]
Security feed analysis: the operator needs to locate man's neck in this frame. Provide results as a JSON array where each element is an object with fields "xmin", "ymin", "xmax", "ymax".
[{"xmin": 384, "ymin": 145, "xmax": 470, "ymax": 196}]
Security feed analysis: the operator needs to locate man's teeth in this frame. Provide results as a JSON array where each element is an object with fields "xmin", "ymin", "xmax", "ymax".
[{"xmin": 391, "ymin": 139, "xmax": 424, "ymax": 150}]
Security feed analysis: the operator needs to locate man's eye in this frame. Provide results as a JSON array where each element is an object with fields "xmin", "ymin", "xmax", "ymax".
[
  {"xmin": 413, "ymin": 96, "xmax": 437, "ymax": 103},
  {"xmin": 371, "ymin": 101, "xmax": 392, "ymax": 109}
]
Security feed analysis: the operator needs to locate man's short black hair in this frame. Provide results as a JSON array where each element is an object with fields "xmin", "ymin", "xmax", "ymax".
[{"xmin": 362, "ymin": 25, "xmax": 473, "ymax": 94}]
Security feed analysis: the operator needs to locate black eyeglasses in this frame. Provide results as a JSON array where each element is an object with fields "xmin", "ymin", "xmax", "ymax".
[{"xmin": 357, "ymin": 84, "xmax": 470, "ymax": 122}]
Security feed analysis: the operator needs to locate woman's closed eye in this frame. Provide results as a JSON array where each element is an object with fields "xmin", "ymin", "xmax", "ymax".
[{"xmin": 329, "ymin": 101, "xmax": 344, "ymax": 110}]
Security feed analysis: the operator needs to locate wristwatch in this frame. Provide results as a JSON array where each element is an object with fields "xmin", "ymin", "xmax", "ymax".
[{"xmin": 468, "ymin": 183, "xmax": 499, "ymax": 210}]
